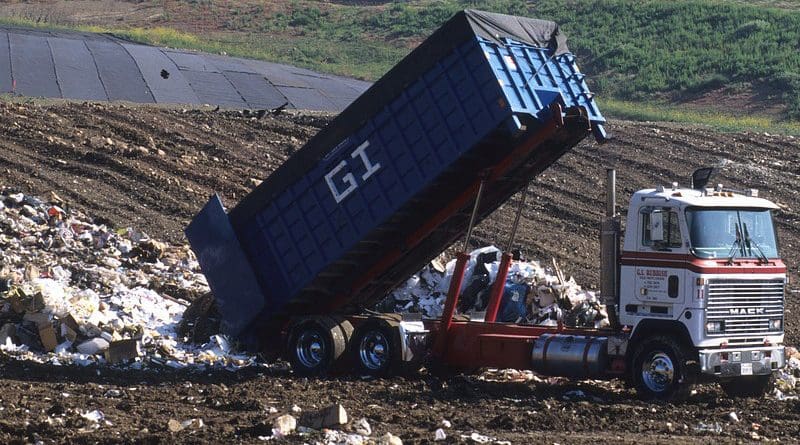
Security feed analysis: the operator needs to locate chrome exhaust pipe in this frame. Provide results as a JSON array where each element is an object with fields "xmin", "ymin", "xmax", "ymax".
[{"xmin": 600, "ymin": 168, "xmax": 620, "ymax": 329}]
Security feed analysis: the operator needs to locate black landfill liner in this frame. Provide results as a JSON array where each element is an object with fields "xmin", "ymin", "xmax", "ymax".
[
  {"xmin": 0, "ymin": 25, "xmax": 365, "ymax": 112},
  {"xmin": 338, "ymin": 77, "xmax": 371, "ymax": 95},
  {"xmin": 164, "ymin": 51, "xmax": 219, "ymax": 73},
  {"xmin": 123, "ymin": 44, "xmax": 200, "ymax": 105},
  {"xmin": 249, "ymin": 62, "xmax": 310, "ymax": 88},
  {"xmin": 182, "ymin": 70, "xmax": 247, "ymax": 108},
  {"xmin": 85, "ymin": 40, "xmax": 154, "ymax": 103},
  {"xmin": 207, "ymin": 55, "xmax": 259, "ymax": 74},
  {"xmin": 326, "ymin": 95, "xmax": 358, "ymax": 111},
  {"xmin": 0, "ymin": 33, "xmax": 11, "ymax": 93},
  {"xmin": 229, "ymin": 9, "xmax": 568, "ymax": 228},
  {"xmin": 300, "ymin": 74, "xmax": 362, "ymax": 101},
  {"xmin": 9, "ymin": 33, "xmax": 60, "ymax": 98},
  {"xmin": 222, "ymin": 71, "xmax": 287, "ymax": 110},
  {"xmin": 49, "ymin": 37, "xmax": 108, "ymax": 101},
  {"xmin": 276, "ymin": 85, "xmax": 338, "ymax": 111}
]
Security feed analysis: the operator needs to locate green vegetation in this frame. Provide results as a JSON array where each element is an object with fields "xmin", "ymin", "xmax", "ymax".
[
  {"xmin": 157, "ymin": 0, "xmax": 800, "ymax": 121},
  {"xmin": 530, "ymin": 1, "xmax": 800, "ymax": 120},
  {"xmin": 601, "ymin": 98, "xmax": 800, "ymax": 135},
  {"xmin": 2, "ymin": 0, "xmax": 800, "ymax": 130},
  {"xmin": 0, "ymin": 16, "xmax": 107, "ymax": 34},
  {"xmin": 723, "ymin": 0, "xmax": 800, "ymax": 9}
]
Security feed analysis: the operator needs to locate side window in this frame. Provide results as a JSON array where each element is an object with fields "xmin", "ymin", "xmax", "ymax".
[{"xmin": 642, "ymin": 207, "xmax": 682, "ymax": 249}]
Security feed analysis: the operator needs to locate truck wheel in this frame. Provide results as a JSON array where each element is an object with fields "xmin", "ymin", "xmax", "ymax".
[
  {"xmin": 352, "ymin": 319, "xmax": 401, "ymax": 377},
  {"xmin": 631, "ymin": 336, "xmax": 696, "ymax": 401},
  {"xmin": 720, "ymin": 374, "xmax": 774, "ymax": 398},
  {"xmin": 287, "ymin": 317, "xmax": 350, "ymax": 376}
]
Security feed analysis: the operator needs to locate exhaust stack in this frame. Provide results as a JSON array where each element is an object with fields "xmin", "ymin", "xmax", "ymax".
[{"xmin": 600, "ymin": 168, "xmax": 620, "ymax": 329}]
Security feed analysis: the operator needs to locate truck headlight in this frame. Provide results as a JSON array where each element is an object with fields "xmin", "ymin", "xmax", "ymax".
[
  {"xmin": 769, "ymin": 318, "xmax": 783, "ymax": 331},
  {"xmin": 706, "ymin": 320, "xmax": 724, "ymax": 333}
]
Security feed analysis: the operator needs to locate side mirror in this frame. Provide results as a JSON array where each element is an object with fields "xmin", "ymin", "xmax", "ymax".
[{"xmin": 650, "ymin": 210, "xmax": 664, "ymax": 242}]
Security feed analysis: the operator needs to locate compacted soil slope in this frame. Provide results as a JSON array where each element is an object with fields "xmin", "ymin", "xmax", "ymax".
[{"xmin": 0, "ymin": 101, "xmax": 798, "ymax": 443}]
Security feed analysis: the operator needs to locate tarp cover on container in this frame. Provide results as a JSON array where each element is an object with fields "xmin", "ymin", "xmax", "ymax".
[
  {"xmin": 229, "ymin": 10, "xmax": 569, "ymax": 226},
  {"xmin": 462, "ymin": 9, "xmax": 568, "ymax": 55}
]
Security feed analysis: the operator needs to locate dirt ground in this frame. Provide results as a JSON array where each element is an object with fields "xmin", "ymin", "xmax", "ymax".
[
  {"xmin": 1, "ymin": 357, "xmax": 799, "ymax": 444},
  {"xmin": 1, "ymin": 101, "xmax": 800, "ymax": 443}
]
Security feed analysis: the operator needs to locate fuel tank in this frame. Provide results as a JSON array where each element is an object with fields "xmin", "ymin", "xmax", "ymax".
[{"xmin": 531, "ymin": 333, "xmax": 608, "ymax": 378}]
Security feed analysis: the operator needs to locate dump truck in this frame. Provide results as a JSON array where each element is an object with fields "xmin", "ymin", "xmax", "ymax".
[{"xmin": 186, "ymin": 10, "xmax": 786, "ymax": 400}]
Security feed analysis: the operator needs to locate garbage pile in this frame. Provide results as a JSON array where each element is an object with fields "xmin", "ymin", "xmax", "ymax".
[
  {"xmin": 0, "ymin": 188, "xmax": 256, "ymax": 369},
  {"xmin": 774, "ymin": 346, "xmax": 800, "ymax": 399},
  {"xmin": 382, "ymin": 246, "xmax": 609, "ymax": 329}
]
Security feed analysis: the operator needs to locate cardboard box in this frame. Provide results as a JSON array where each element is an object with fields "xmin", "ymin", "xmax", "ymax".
[
  {"xmin": 105, "ymin": 339, "xmax": 141, "ymax": 364},
  {"xmin": 300, "ymin": 404, "xmax": 348, "ymax": 429}
]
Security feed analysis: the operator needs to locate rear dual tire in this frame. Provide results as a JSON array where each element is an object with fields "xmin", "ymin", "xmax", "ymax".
[
  {"xmin": 287, "ymin": 316, "xmax": 353, "ymax": 376},
  {"xmin": 351, "ymin": 318, "xmax": 403, "ymax": 377}
]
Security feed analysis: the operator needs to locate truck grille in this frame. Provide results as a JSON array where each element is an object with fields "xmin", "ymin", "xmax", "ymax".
[{"xmin": 706, "ymin": 279, "xmax": 784, "ymax": 336}]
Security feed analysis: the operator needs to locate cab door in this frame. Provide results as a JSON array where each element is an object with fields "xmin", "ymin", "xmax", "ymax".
[{"xmin": 634, "ymin": 206, "xmax": 687, "ymax": 307}]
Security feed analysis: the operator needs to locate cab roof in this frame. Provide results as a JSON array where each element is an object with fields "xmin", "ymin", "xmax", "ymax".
[{"xmin": 632, "ymin": 187, "xmax": 779, "ymax": 210}]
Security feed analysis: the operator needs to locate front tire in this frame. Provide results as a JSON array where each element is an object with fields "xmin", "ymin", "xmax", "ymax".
[
  {"xmin": 720, "ymin": 374, "xmax": 774, "ymax": 398},
  {"xmin": 631, "ymin": 336, "xmax": 696, "ymax": 401}
]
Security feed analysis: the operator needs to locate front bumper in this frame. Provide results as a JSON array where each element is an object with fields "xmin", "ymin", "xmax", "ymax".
[{"xmin": 699, "ymin": 345, "xmax": 785, "ymax": 377}]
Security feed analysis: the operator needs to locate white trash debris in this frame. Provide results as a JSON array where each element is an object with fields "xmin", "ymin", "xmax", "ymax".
[
  {"xmin": 434, "ymin": 428, "xmax": 447, "ymax": 441},
  {"xmin": 354, "ymin": 417, "xmax": 372, "ymax": 436},
  {"xmin": 376, "ymin": 432, "xmax": 403, "ymax": 445},
  {"xmin": 272, "ymin": 414, "xmax": 297, "ymax": 437},
  {"xmin": 694, "ymin": 422, "xmax": 723, "ymax": 434},
  {"xmin": 324, "ymin": 429, "xmax": 365, "ymax": 445},
  {"xmin": 103, "ymin": 389, "xmax": 122, "ymax": 398},
  {"xmin": 0, "ymin": 189, "xmax": 260, "ymax": 370},
  {"xmin": 76, "ymin": 338, "xmax": 110, "ymax": 355},
  {"xmin": 181, "ymin": 418, "xmax": 204, "ymax": 429},
  {"xmin": 773, "ymin": 348, "xmax": 800, "ymax": 398},
  {"xmin": 479, "ymin": 368, "xmax": 536, "ymax": 383},
  {"xmin": 80, "ymin": 410, "xmax": 105, "ymax": 423},
  {"xmin": 463, "ymin": 432, "xmax": 493, "ymax": 443},
  {"xmin": 728, "ymin": 412, "xmax": 740, "ymax": 423}
]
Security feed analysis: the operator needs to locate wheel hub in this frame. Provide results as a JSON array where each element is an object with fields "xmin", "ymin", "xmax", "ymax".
[
  {"xmin": 296, "ymin": 331, "xmax": 325, "ymax": 368},
  {"xmin": 642, "ymin": 352, "xmax": 675, "ymax": 393},
  {"xmin": 359, "ymin": 331, "xmax": 389, "ymax": 370}
]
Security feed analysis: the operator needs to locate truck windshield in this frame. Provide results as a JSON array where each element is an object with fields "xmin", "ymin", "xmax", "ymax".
[{"xmin": 685, "ymin": 208, "xmax": 779, "ymax": 259}]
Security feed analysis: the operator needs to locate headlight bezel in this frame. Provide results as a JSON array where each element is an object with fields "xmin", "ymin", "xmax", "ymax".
[{"xmin": 706, "ymin": 320, "xmax": 724, "ymax": 334}]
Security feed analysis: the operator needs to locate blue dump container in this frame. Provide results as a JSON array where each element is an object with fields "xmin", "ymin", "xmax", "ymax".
[{"xmin": 186, "ymin": 10, "xmax": 607, "ymax": 349}]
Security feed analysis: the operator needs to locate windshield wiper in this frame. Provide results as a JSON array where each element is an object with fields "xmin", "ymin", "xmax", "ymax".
[
  {"xmin": 726, "ymin": 223, "xmax": 744, "ymax": 265},
  {"xmin": 742, "ymin": 223, "xmax": 770, "ymax": 264}
]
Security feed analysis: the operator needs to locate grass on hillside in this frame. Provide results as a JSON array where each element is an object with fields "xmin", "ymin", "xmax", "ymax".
[
  {"xmin": 724, "ymin": 0, "xmax": 800, "ymax": 9},
  {"xmin": 142, "ymin": 0, "xmax": 800, "ymax": 120},
  {"xmin": 530, "ymin": 0, "xmax": 800, "ymax": 120},
  {"xmin": 0, "ymin": 15, "xmax": 405, "ymax": 80},
  {"xmin": 601, "ymin": 99, "xmax": 800, "ymax": 136}
]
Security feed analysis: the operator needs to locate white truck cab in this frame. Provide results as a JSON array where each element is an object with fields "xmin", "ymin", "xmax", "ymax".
[{"xmin": 616, "ymin": 182, "xmax": 786, "ymax": 398}]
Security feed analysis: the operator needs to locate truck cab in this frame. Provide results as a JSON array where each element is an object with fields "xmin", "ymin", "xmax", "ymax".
[{"xmin": 618, "ymin": 184, "xmax": 786, "ymax": 398}]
